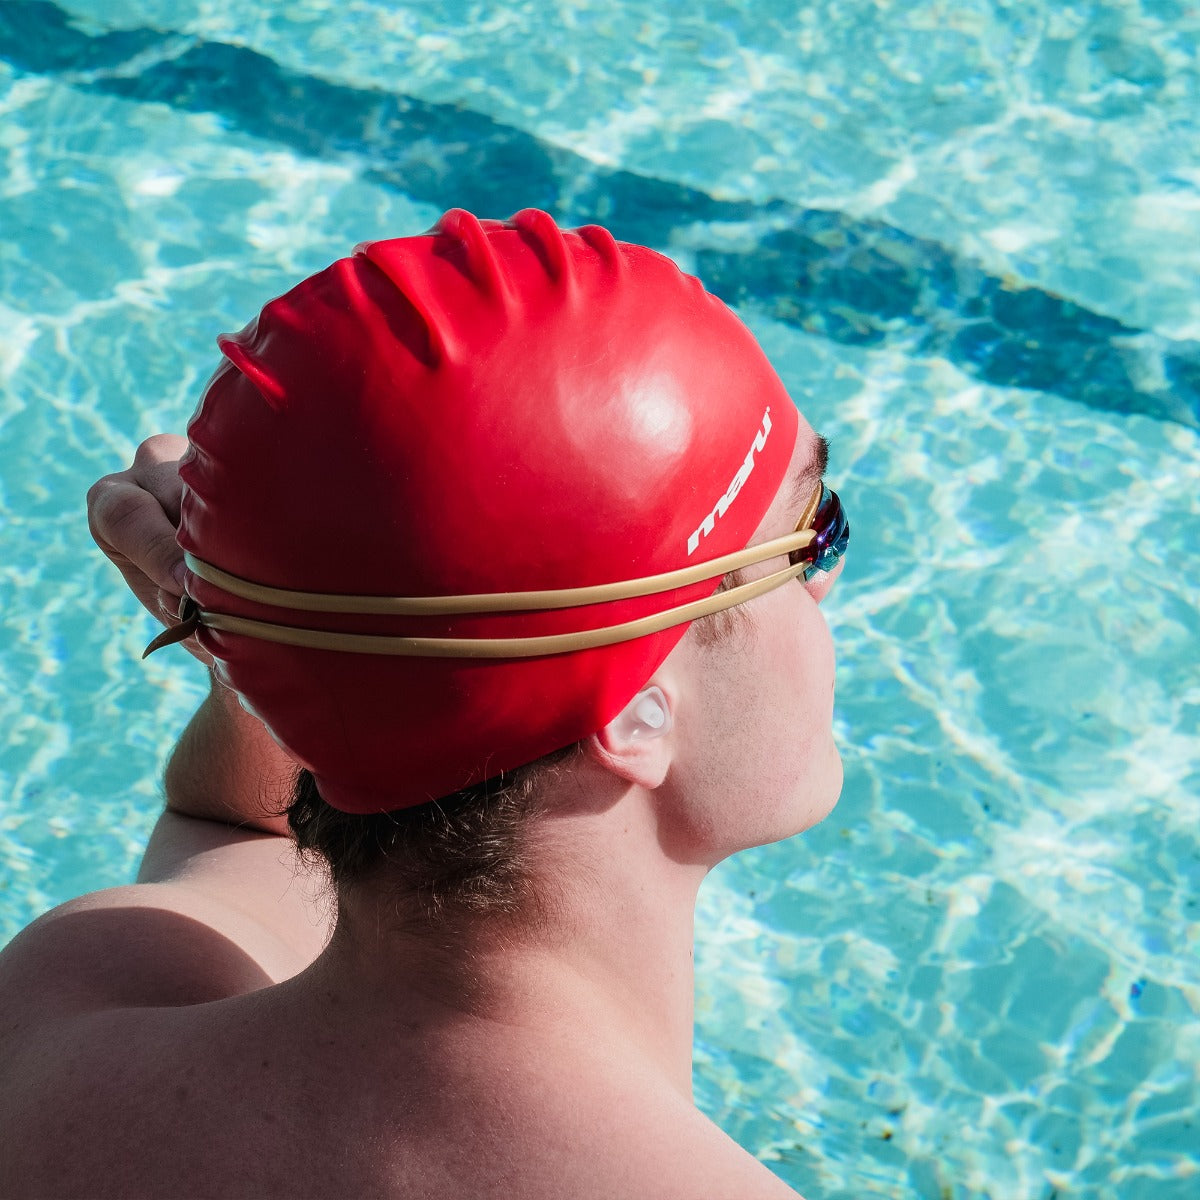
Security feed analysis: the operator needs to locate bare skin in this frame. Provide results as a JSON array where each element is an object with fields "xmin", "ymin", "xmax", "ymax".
[{"xmin": 0, "ymin": 427, "xmax": 842, "ymax": 1200}]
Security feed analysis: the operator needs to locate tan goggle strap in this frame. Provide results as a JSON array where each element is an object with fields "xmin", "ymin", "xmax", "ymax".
[
  {"xmin": 183, "ymin": 556, "xmax": 806, "ymax": 659},
  {"xmin": 144, "ymin": 483, "xmax": 825, "ymax": 659},
  {"xmin": 180, "ymin": 523, "xmax": 817, "ymax": 616}
]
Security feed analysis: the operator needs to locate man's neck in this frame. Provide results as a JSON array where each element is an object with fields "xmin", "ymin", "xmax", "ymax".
[{"xmin": 292, "ymin": 788, "xmax": 707, "ymax": 1098}]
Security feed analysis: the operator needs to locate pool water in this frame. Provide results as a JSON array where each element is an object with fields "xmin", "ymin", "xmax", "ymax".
[{"xmin": 1, "ymin": 2, "xmax": 1198, "ymax": 1196}]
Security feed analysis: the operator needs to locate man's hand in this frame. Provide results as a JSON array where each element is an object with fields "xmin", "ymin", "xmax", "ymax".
[{"xmin": 86, "ymin": 434, "xmax": 210, "ymax": 665}]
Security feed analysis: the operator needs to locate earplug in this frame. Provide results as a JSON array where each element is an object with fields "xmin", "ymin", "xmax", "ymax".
[{"xmin": 611, "ymin": 685, "xmax": 672, "ymax": 741}]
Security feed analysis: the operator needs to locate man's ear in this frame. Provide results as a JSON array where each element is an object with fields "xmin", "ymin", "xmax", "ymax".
[{"xmin": 586, "ymin": 685, "xmax": 675, "ymax": 790}]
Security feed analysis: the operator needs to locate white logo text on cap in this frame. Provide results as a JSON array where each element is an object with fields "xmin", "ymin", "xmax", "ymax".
[{"xmin": 687, "ymin": 406, "xmax": 773, "ymax": 557}]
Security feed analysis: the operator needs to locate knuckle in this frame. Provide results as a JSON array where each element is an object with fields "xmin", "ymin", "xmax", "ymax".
[
  {"xmin": 88, "ymin": 484, "xmax": 148, "ymax": 553},
  {"xmin": 85, "ymin": 474, "xmax": 118, "ymax": 512},
  {"xmin": 134, "ymin": 433, "xmax": 187, "ymax": 468},
  {"xmin": 101, "ymin": 489, "xmax": 146, "ymax": 535}
]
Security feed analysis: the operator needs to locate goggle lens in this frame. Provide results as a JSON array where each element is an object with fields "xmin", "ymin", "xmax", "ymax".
[{"xmin": 789, "ymin": 484, "xmax": 849, "ymax": 581}]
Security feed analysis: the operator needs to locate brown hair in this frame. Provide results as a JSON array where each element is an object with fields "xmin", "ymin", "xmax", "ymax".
[{"xmin": 287, "ymin": 743, "xmax": 582, "ymax": 924}]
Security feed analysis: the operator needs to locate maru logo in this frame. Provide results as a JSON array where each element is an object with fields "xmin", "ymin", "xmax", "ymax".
[{"xmin": 687, "ymin": 406, "xmax": 773, "ymax": 556}]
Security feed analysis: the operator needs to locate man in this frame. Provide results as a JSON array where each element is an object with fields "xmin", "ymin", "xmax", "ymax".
[{"xmin": 0, "ymin": 209, "xmax": 848, "ymax": 1199}]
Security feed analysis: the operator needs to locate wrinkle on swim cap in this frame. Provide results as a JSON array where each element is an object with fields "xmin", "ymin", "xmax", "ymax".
[{"xmin": 178, "ymin": 209, "xmax": 798, "ymax": 812}]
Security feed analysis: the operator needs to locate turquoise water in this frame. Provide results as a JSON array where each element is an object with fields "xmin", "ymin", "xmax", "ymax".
[{"xmin": 1, "ymin": 2, "xmax": 1198, "ymax": 1196}]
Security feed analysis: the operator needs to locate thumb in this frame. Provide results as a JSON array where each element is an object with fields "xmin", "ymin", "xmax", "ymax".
[{"xmin": 88, "ymin": 474, "xmax": 186, "ymax": 599}]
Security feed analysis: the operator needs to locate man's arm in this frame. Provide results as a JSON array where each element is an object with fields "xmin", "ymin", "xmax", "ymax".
[
  {"xmin": 0, "ymin": 680, "xmax": 330, "ymax": 1043},
  {"xmin": 157, "ymin": 667, "xmax": 294, "ymax": 841},
  {"xmin": 135, "ymin": 667, "xmax": 333, "ymax": 976},
  {"xmin": 0, "ymin": 438, "xmax": 332, "ymax": 1042},
  {"xmin": 138, "ymin": 670, "xmax": 332, "ymax": 960}
]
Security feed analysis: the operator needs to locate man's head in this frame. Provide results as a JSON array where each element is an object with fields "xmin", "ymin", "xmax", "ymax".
[{"xmin": 177, "ymin": 209, "xmax": 826, "ymax": 820}]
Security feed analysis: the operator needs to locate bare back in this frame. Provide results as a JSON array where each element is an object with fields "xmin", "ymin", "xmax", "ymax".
[
  {"xmin": 3, "ymin": 991, "xmax": 795, "ymax": 1199},
  {"xmin": 0, "ymin": 818, "xmax": 799, "ymax": 1200}
]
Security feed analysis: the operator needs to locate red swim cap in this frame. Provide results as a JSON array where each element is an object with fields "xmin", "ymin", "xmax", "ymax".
[{"xmin": 178, "ymin": 209, "xmax": 798, "ymax": 812}]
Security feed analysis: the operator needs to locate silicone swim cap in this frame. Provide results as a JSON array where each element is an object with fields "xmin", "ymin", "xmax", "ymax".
[{"xmin": 177, "ymin": 209, "xmax": 798, "ymax": 812}]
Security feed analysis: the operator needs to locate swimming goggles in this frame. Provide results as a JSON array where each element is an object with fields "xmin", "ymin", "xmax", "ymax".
[
  {"xmin": 791, "ymin": 483, "xmax": 850, "ymax": 581},
  {"xmin": 146, "ymin": 481, "xmax": 849, "ymax": 660}
]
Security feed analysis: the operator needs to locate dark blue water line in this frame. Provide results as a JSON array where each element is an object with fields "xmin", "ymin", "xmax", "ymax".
[{"xmin": 2, "ymin": 0, "xmax": 1197, "ymax": 430}]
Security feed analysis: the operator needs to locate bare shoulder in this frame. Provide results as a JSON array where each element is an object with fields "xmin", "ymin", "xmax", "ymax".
[
  {"xmin": 650, "ymin": 1108, "xmax": 805, "ymax": 1200},
  {"xmin": 548, "ymin": 1069, "xmax": 806, "ymax": 1200},
  {"xmin": 0, "ymin": 816, "xmax": 329, "ymax": 1037}
]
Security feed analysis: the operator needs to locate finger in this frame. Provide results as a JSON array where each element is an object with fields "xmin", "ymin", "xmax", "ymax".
[
  {"xmin": 87, "ymin": 475, "xmax": 185, "ymax": 594},
  {"xmin": 133, "ymin": 433, "xmax": 188, "ymax": 465},
  {"xmin": 157, "ymin": 584, "xmax": 188, "ymax": 621},
  {"xmin": 131, "ymin": 434, "xmax": 190, "ymax": 525}
]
